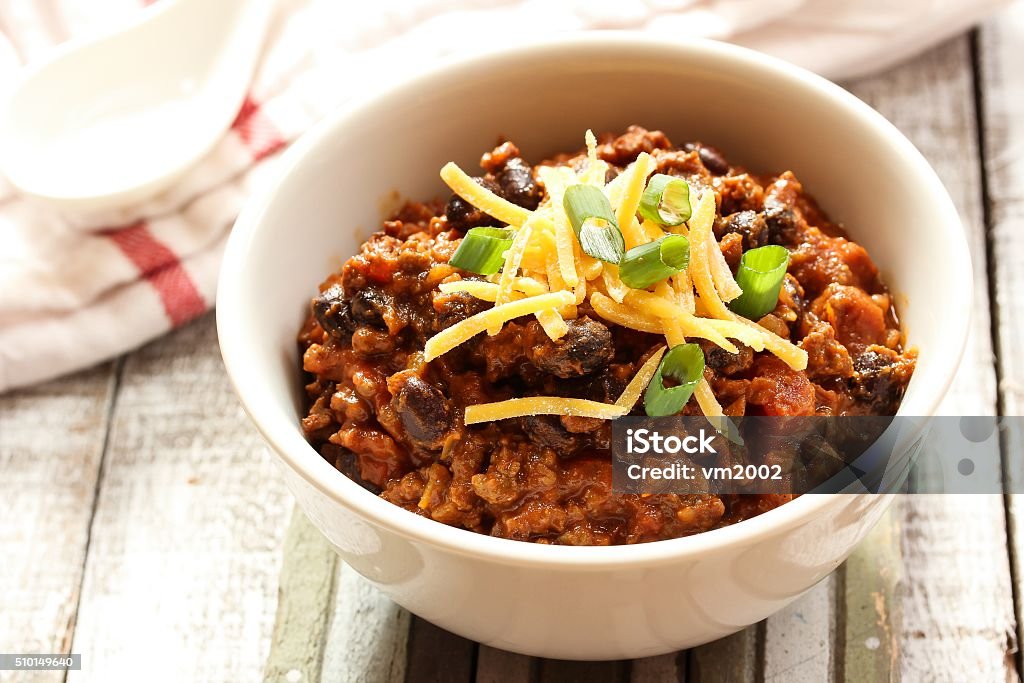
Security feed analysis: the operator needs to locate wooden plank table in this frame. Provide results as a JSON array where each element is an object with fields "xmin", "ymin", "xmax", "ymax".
[{"xmin": 2, "ymin": 15, "xmax": 1023, "ymax": 682}]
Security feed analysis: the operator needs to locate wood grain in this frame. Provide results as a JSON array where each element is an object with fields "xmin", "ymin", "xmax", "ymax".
[
  {"xmin": 688, "ymin": 627, "xmax": 757, "ymax": 683},
  {"xmin": 0, "ymin": 363, "xmax": 117, "ymax": 683},
  {"xmin": 630, "ymin": 652, "xmax": 684, "ymax": 682},
  {"xmin": 405, "ymin": 617, "xmax": 476, "ymax": 683},
  {"xmin": 763, "ymin": 577, "xmax": 836, "ymax": 682},
  {"xmin": 476, "ymin": 646, "xmax": 535, "ymax": 683},
  {"xmin": 845, "ymin": 34, "xmax": 1016, "ymax": 681},
  {"xmin": 537, "ymin": 658, "xmax": 630, "ymax": 683},
  {"xmin": 977, "ymin": 4, "xmax": 1024, "ymax": 675},
  {"xmin": 841, "ymin": 509, "xmax": 902, "ymax": 682},
  {"xmin": 66, "ymin": 315, "xmax": 293, "ymax": 683},
  {"xmin": 264, "ymin": 510, "xmax": 339, "ymax": 683},
  {"xmin": 321, "ymin": 552, "xmax": 411, "ymax": 682}
]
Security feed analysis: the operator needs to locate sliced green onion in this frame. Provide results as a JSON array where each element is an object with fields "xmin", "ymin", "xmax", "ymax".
[
  {"xmin": 639, "ymin": 174, "xmax": 692, "ymax": 226},
  {"xmin": 728, "ymin": 245, "xmax": 790, "ymax": 320},
  {"xmin": 563, "ymin": 185, "xmax": 625, "ymax": 263},
  {"xmin": 644, "ymin": 343, "xmax": 705, "ymax": 417},
  {"xmin": 619, "ymin": 235, "xmax": 690, "ymax": 289},
  {"xmin": 448, "ymin": 227, "xmax": 515, "ymax": 275}
]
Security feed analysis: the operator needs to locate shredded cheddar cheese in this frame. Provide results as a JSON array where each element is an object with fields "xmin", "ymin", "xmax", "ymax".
[
  {"xmin": 428, "ymin": 131, "xmax": 803, "ymax": 422},
  {"xmin": 465, "ymin": 397, "xmax": 628, "ymax": 424},
  {"xmin": 424, "ymin": 291, "xmax": 574, "ymax": 361},
  {"xmin": 694, "ymin": 379, "xmax": 725, "ymax": 417},
  {"xmin": 687, "ymin": 190, "xmax": 731, "ymax": 319},
  {"xmin": 615, "ymin": 346, "xmax": 667, "ymax": 410},
  {"xmin": 616, "ymin": 154, "xmax": 656, "ymax": 249},
  {"xmin": 441, "ymin": 162, "xmax": 532, "ymax": 227}
]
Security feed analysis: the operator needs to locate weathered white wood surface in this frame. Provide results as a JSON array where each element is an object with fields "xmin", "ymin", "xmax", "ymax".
[
  {"xmin": 64, "ymin": 315, "xmax": 292, "ymax": 683},
  {"xmin": 978, "ymin": 2, "xmax": 1024, "ymax": 675},
  {"xmin": 0, "ymin": 363, "xmax": 117, "ymax": 683},
  {"xmin": 2, "ymin": 18, "xmax": 1023, "ymax": 683},
  {"xmin": 763, "ymin": 576, "xmax": 836, "ymax": 682},
  {"xmin": 845, "ymin": 34, "xmax": 1017, "ymax": 681},
  {"xmin": 321, "ymin": 542, "xmax": 410, "ymax": 681},
  {"xmin": 264, "ymin": 511, "xmax": 339, "ymax": 683}
]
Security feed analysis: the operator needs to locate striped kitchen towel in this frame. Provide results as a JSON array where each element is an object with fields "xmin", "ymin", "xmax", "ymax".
[{"xmin": 0, "ymin": 0, "xmax": 1006, "ymax": 391}]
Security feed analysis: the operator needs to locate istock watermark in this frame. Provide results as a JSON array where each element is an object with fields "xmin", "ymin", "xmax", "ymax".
[{"xmin": 611, "ymin": 416, "xmax": 1019, "ymax": 495}]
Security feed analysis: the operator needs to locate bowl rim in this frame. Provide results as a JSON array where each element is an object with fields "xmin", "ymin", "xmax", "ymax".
[{"xmin": 217, "ymin": 33, "xmax": 972, "ymax": 569}]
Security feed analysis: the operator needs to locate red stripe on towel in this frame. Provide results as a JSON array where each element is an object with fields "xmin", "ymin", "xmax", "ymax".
[
  {"xmin": 232, "ymin": 96, "xmax": 286, "ymax": 160},
  {"xmin": 108, "ymin": 222, "xmax": 207, "ymax": 327}
]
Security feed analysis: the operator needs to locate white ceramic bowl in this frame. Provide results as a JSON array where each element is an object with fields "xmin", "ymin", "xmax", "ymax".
[{"xmin": 218, "ymin": 36, "xmax": 971, "ymax": 660}]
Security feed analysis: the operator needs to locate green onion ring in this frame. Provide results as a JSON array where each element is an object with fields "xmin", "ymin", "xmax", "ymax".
[
  {"xmin": 728, "ymin": 245, "xmax": 790, "ymax": 320},
  {"xmin": 563, "ymin": 185, "xmax": 626, "ymax": 263},
  {"xmin": 639, "ymin": 174, "xmax": 692, "ymax": 226},
  {"xmin": 448, "ymin": 227, "xmax": 515, "ymax": 275},
  {"xmin": 643, "ymin": 343, "xmax": 705, "ymax": 417},
  {"xmin": 619, "ymin": 234, "xmax": 690, "ymax": 289}
]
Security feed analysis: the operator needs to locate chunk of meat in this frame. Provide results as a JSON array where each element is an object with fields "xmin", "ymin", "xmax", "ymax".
[
  {"xmin": 716, "ymin": 174, "xmax": 764, "ymax": 214},
  {"xmin": 351, "ymin": 326, "xmax": 396, "ymax": 356},
  {"xmin": 525, "ymin": 316, "xmax": 614, "ymax": 378},
  {"xmin": 560, "ymin": 414, "xmax": 604, "ymax": 434},
  {"xmin": 476, "ymin": 321, "xmax": 530, "ymax": 382},
  {"xmin": 790, "ymin": 232, "xmax": 880, "ymax": 298},
  {"xmin": 799, "ymin": 315, "xmax": 854, "ymax": 380},
  {"xmin": 652, "ymin": 149, "xmax": 712, "ymax": 188},
  {"xmin": 809, "ymin": 283, "xmax": 887, "ymax": 351},
  {"xmin": 389, "ymin": 374, "xmax": 454, "ymax": 450},
  {"xmin": 330, "ymin": 425, "xmax": 408, "ymax": 488},
  {"xmin": 598, "ymin": 125, "xmax": 671, "ymax": 165},
  {"xmin": 480, "ymin": 141, "xmax": 521, "ymax": 172},
  {"xmin": 747, "ymin": 356, "xmax": 816, "ymax": 416},
  {"xmin": 719, "ymin": 232, "xmax": 744, "ymax": 271}
]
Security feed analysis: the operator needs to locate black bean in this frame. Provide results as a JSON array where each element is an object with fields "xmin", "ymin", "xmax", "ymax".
[
  {"xmin": 527, "ymin": 317, "xmax": 614, "ymax": 378},
  {"xmin": 434, "ymin": 290, "xmax": 491, "ymax": 330},
  {"xmin": 496, "ymin": 157, "xmax": 542, "ymax": 209},
  {"xmin": 684, "ymin": 142, "xmax": 730, "ymax": 175},
  {"xmin": 715, "ymin": 210, "xmax": 768, "ymax": 250},
  {"xmin": 853, "ymin": 349, "xmax": 890, "ymax": 374},
  {"xmin": 848, "ymin": 349, "xmax": 907, "ymax": 414},
  {"xmin": 392, "ymin": 376, "xmax": 453, "ymax": 451},
  {"xmin": 312, "ymin": 284, "xmax": 355, "ymax": 340},
  {"xmin": 522, "ymin": 415, "xmax": 581, "ymax": 455},
  {"xmin": 444, "ymin": 177, "xmax": 503, "ymax": 231},
  {"xmin": 701, "ymin": 341, "xmax": 754, "ymax": 376},
  {"xmin": 323, "ymin": 444, "xmax": 381, "ymax": 495},
  {"xmin": 763, "ymin": 200, "xmax": 799, "ymax": 246},
  {"xmin": 349, "ymin": 287, "xmax": 392, "ymax": 329}
]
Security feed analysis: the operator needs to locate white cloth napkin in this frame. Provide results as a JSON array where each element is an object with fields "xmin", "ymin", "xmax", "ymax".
[{"xmin": 0, "ymin": 0, "xmax": 1006, "ymax": 392}]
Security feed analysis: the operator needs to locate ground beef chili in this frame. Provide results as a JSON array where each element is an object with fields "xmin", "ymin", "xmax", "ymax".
[{"xmin": 298, "ymin": 127, "xmax": 916, "ymax": 545}]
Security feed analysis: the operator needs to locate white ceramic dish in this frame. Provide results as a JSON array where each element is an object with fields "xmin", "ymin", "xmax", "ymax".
[{"xmin": 218, "ymin": 35, "xmax": 971, "ymax": 660}]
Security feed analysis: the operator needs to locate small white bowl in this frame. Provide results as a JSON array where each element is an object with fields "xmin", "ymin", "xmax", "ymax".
[{"xmin": 218, "ymin": 35, "xmax": 971, "ymax": 660}]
